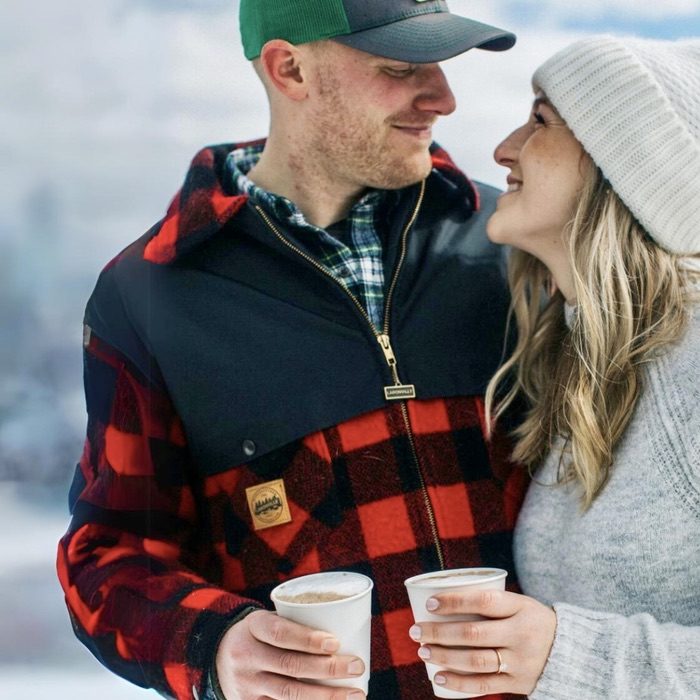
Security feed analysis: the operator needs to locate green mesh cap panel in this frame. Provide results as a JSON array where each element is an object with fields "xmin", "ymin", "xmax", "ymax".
[{"xmin": 240, "ymin": 0, "xmax": 352, "ymax": 60}]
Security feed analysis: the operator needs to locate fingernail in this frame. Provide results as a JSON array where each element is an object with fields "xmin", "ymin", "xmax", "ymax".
[
  {"xmin": 322, "ymin": 637, "xmax": 340, "ymax": 652},
  {"xmin": 426, "ymin": 597, "xmax": 439, "ymax": 611},
  {"xmin": 417, "ymin": 646, "xmax": 431, "ymax": 660},
  {"xmin": 409, "ymin": 625, "xmax": 422, "ymax": 641},
  {"xmin": 348, "ymin": 658, "xmax": 365, "ymax": 676},
  {"xmin": 434, "ymin": 674, "xmax": 447, "ymax": 686}
]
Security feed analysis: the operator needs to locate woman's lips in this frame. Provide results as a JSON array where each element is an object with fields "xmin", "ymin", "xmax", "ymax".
[{"xmin": 504, "ymin": 176, "xmax": 523, "ymax": 193}]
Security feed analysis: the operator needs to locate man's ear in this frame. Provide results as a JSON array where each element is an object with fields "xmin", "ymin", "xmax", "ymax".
[{"xmin": 259, "ymin": 40, "xmax": 311, "ymax": 101}]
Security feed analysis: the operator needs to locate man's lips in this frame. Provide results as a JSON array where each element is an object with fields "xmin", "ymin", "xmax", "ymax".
[{"xmin": 393, "ymin": 123, "xmax": 434, "ymax": 137}]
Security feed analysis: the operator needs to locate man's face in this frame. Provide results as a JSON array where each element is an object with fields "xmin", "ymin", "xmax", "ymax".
[{"xmin": 301, "ymin": 42, "xmax": 457, "ymax": 191}]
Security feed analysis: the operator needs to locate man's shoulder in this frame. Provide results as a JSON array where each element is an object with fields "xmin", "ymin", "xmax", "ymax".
[
  {"xmin": 104, "ymin": 225, "xmax": 158, "ymax": 271},
  {"xmin": 101, "ymin": 140, "xmax": 258, "ymax": 278},
  {"xmin": 84, "ymin": 225, "xmax": 156, "ymax": 346},
  {"xmin": 90, "ymin": 223, "xmax": 162, "ymax": 308}
]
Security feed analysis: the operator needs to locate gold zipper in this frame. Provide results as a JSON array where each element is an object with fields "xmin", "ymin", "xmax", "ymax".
[
  {"xmin": 377, "ymin": 180, "xmax": 445, "ymax": 569},
  {"xmin": 399, "ymin": 401, "xmax": 445, "ymax": 570},
  {"xmin": 253, "ymin": 178, "xmax": 444, "ymax": 569}
]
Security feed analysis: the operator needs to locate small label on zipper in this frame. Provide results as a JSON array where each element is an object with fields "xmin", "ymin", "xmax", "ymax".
[{"xmin": 385, "ymin": 384, "xmax": 417, "ymax": 401}]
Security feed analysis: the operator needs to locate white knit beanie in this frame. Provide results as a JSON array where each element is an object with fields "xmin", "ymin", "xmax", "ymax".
[{"xmin": 533, "ymin": 35, "xmax": 700, "ymax": 255}]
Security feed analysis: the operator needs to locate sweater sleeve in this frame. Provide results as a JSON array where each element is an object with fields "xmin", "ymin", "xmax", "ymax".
[
  {"xmin": 56, "ymin": 298, "xmax": 263, "ymax": 699},
  {"xmin": 531, "ymin": 603, "xmax": 700, "ymax": 699},
  {"xmin": 523, "ymin": 310, "xmax": 700, "ymax": 699}
]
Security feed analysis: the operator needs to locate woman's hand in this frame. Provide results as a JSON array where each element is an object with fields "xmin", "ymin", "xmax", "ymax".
[{"xmin": 408, "ymin": 589, "xmax": 556, "ymax": 697}]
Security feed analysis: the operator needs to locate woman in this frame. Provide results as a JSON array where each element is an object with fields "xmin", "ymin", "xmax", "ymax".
[{"xmin": 408, "ymin": 36, "xmax": 700, "ymax": 698}]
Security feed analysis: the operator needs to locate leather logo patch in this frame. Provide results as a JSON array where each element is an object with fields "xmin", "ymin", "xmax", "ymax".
[{"xmin": 246, "ymin": 479, "xmax": 292, "ymax": 531}]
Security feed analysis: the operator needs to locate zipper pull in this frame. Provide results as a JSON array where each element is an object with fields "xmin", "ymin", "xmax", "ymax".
[
  {"xmin": 376, "ymin": 334, "xmax": 416, "ymax": 401},
  {"xmin": 377, "ymin": 334, "xmax": 397, "ymax": 368}
]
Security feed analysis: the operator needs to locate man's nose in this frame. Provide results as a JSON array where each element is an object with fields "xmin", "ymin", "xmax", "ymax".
[
  {"xmin": 413, "ymin": 64, "xmax": 457, "ymax": 116},
  {"xmin": 493, "ymin": 123, "xmax": 531, "ymax": 167}
]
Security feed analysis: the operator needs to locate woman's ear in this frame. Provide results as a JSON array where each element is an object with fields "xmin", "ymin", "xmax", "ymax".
[{"xmin": 258, "ymin": 40, "xmax": 310, "ymax": 101}]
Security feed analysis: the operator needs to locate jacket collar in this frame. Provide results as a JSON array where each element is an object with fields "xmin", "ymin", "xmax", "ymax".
[{"xmin": 144, "ymin": 139, "xmax": 479, "ymax": 265}]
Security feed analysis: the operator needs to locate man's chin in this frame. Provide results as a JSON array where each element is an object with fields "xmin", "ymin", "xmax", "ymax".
[{"xmin": 371, "ymin": 157, "xmax": 433, "ymax": 191}]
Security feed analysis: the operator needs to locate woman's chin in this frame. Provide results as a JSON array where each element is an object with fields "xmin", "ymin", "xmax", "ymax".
[{"xmin": 486, "ymin": 216, "xmax": 507, "ymax": 245}]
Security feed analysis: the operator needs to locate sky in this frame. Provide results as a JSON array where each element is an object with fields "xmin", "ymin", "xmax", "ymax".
[{"xmin": 1, "ymin": 1, "xmax": 699, "ymax": 696}]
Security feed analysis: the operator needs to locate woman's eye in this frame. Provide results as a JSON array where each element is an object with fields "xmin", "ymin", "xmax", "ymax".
[{"xmin": 533, "ymin": 111, "xmax": 546, "ymax": 126}]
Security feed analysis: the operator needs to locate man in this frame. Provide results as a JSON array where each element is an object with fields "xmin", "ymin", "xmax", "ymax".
[{"xmin": 57, "ymin": 1, "xmax": 525, "ymax": 698}]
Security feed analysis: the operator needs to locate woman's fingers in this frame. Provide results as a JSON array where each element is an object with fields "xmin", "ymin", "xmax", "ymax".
[
  {"xmin": 410, "ymin": 617, "xmax": 511, "ymax": 648},
  {"xmin": 427, "ymin": 589, "xmax": 522, "ymax": 618},
  {"xmin": 418, "ymin": 643, "xmax": 506, "ymax": 675},
  {"xmin": 431, "ymin": 670, "xmax": 513, "ymax": 698}
]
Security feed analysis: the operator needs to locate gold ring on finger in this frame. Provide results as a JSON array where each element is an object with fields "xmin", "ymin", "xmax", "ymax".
[{"xmin": 494, "ymin": 648, "xmax": 507, "ymax": 675}]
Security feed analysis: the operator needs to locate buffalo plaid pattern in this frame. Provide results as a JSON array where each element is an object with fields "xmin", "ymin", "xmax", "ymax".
[{"xmin": 58, "ymin": 329, "xmax": 527, "ymax": 700}]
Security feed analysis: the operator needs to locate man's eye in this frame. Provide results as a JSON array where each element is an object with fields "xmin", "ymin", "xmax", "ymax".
[
  {"xmin": 533, "ymin": 112, "xmax": 546, "ymax": 126},
  {"xmin": 384, "ymin": 66, "xmax": 417, "ymax": 77}
]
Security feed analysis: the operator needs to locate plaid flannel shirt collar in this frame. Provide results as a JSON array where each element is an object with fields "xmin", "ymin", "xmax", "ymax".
[{"xmin": 225, "ymin": 143, "xmax": 384, "ymax": 231}]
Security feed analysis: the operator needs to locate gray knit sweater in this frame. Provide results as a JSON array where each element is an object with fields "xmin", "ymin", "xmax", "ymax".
[{"xmin": 514, "ymin": 305, "xmax": 700, "ymax": 699}]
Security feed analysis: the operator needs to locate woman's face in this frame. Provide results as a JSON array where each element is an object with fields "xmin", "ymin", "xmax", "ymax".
[{"xmin": 486, "ymin": 94, "xmax": 590, "ymax": 269}]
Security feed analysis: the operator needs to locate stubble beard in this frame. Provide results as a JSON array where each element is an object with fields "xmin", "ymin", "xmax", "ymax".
[{"xmin": 306, "ymin": 68, "xmax": 432, "ymax": 193}]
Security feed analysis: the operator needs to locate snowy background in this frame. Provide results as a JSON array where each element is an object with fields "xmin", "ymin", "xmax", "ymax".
[{"xmin": 2, "ymin": 1, "xmax": 698, "ymax": 696}]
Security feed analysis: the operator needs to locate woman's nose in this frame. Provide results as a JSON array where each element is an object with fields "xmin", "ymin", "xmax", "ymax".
[{"xmin": 493, "ymin": 123, "xmax": 530, "ymax": 167}]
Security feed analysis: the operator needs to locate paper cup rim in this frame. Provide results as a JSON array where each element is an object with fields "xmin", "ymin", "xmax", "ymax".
[
  {"xmin": 270, "ymin": 571, "xmax": 374, "ymax": 607},
  {"xmin": 404, "ymin": 567, "xmax": 507, "ymax": 589}
]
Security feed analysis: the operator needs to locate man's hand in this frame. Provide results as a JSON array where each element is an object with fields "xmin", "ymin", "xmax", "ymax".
[{"xmin": 215, "ymin": 610, "xmax": 366, "ymax": 700}]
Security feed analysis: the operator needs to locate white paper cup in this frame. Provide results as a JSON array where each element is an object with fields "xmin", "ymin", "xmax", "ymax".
[
  {"xmin": 405, "ymin": 568, "xmax": 508, "ymax": 699},
  {"xmin": 270, "ymin": 571, "xmax": 374, "ymax": 694}
]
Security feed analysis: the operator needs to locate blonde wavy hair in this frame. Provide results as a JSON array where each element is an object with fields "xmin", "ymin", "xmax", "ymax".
[{"xmin": 486, "ymin": 162, "xmax": 700, "ymax": 509}]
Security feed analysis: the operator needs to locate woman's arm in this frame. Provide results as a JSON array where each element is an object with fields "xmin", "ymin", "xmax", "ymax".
[{"xmin": 410, "ymin": 589, "xmax": 700, "ymax": 699}]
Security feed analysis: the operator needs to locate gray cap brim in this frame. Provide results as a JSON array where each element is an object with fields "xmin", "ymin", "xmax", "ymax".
[{"xmin": 333, "ymin": 13, "xmax": 516, "ymax": 63}]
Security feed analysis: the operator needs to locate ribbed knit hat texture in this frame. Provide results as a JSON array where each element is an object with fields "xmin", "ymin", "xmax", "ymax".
[{"xmin": 533, "ymin": 36, "xmax": 700, "ymax": 255}]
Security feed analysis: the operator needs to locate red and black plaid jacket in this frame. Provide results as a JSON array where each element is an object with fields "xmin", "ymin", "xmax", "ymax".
[{"xmin": 57, "ymin": 142, "xmax": 527, "ymax": 700}]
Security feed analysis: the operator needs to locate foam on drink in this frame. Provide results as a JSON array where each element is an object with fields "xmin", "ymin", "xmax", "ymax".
[
  {"xmin": 410, "ymin": 570, "xmax": 502, "ymax": 587},
  {"xmin": 273, "ymin": 571, "xmax": 370, "ymax": 605}
]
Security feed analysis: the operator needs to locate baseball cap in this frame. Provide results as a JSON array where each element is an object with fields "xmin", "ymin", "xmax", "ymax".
[{"xmin": 240, "ymin": 0, "xmax": 516, "ymax": 63}]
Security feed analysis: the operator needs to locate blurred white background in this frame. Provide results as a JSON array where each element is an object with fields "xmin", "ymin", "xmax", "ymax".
[{"xmin": 1, "ymin": 1, "xmax": 698, "ymax": 696}]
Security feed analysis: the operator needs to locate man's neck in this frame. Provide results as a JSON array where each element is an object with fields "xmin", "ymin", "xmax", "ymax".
[{"xmin": 247, "ymin": 139, "xmax": 365, "ymax": 229}]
